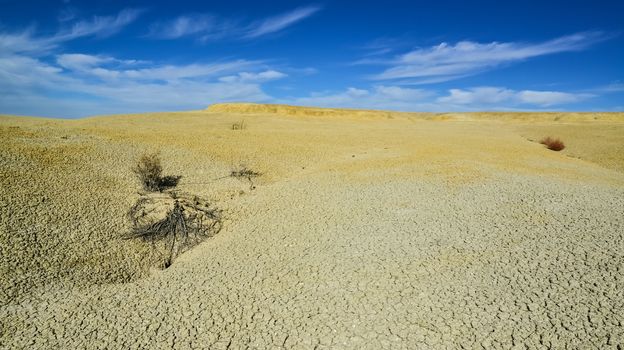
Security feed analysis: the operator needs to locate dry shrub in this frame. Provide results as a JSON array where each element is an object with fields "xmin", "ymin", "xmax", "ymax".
[
  {"xmin": 132, "ymin": 152, "xmax": 181, "ymax": 191},
  {"xmin": 126, "ymin": 195, "xmax": 221, "ymax": 268},
  {"xmin": 231, "ymin": 165, "xmax": 261, "ymax": 190},
  {"xmin": 540, "ymin": 137, "xmax": 565, "ymax": 151},
  {"xmin": 128, "ymin": 152, "xmax": 216, "ymax": 268},
  {"xmin": 133, "ymin": 152, "xmax": 162, "ymax": 191},
  {"xmin": 231, "ymin": 120, "xmax": 246, "ymax": 130}
]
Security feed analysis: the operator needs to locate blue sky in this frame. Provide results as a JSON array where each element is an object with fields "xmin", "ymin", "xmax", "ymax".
[{"xmin": 1, "ymin": 0, "xmax": 623, "ymax": 118}]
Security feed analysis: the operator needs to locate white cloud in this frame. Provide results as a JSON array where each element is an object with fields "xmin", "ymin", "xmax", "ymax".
[
  {"xmin": 0, "ymin": 22, "xmax": 282, "ymax": 118},
  {"xmin": 55, "ymin": 53, "xmax": 260, "ymax": 82},
  {"xmin": 0, "ymin": 7, "xmax": 317, "ymax": 118},
  {"xmin": 219, "ymin": 70, "xmax": 287, "ymax": 83},
  {"xmin": 148, "ymin": 14, "xmax": 230, "ymax": 40},
  {"xmin": 366, "ymin": 31, "xmax": 609, "ymax": 84},
  {"xmin": 437, "ymin": 87, "xmax": 592, "ymax": 107},
  {"xmin": 516, "ymin": 90, "xmax": 588, "ymax": 106},
  {"xmin": 0, "ymin": 44, "xmax": 599, "ymax": 118},
  {"xmin": 148, "ymin": 6, "xmax": 320, "ymax": 41},
  {"xmin": 374, "ymin": 85, "xmax": 432, "ymax": 101},
  {"xmin": 58, "ymin": 8, "xmax": 144, "ymax": 40},
  {"xmin": 0, "ymin": 28, "xmax": 61, "ymax": 54},
  {"xmin": 290, "ymin": 85, "xmax": 433, "ymax": 110},
  {"xmin": 245, "ymin": 6, "xmax": 321, "ymax": 38},
  {"xmin": 281, "ymin": 85, "xmax": 595, "ymax": 112},
  {"xmin": 0, "ymin": 9, "xmax": 143, "ymax": 55},
  {"xmin": 102, "ymin": 61, "xmax": 259, "ymax": 81},
  {"xmin": 0, "ymin": 54, "xmax": 68, "ymax": 91},
  {"xmin": 57, "ymin": 53, "xmax": 113, "ymax": 70},
  {"xmin": 588, "ymin": 82, "xmax": 624, "ymax": 93},
  {"xmin": 0, "ymin": 52, "xmax": 274, "ymax": 117},
  {"xmin": 438, "ymin": 87, "xmax": 515, "ymax": 105},
  {"xmin": 0, "ymin": 79, "xmax": 269, "ymax": 118}
]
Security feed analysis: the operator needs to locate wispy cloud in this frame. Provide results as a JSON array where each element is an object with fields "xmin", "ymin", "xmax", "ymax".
[
  {"xmin": 0, "ymin": 8, "xmax": 143, "ymax": 54},
  {"xmin": 147, "ymin": 14, "xmax": 236, "ymax": 40},
  {"xmin": 148, "ymin": 5, "xmax": 321, "ymax": 41},
  {"xmin": 437, "ymin": 87, "xmax": 593, "ymax": 107},
  {"xmin": 282, "ymin": 85, "xmax": 594, "ymax": 111},
  {"xmin": 437, "ymin": 87, "xmax": 514, "ymax": 105},
  {"xmin": 55, "ymin": 53, "xmax": 260, "ymax": 82},
  {"xmin": 0, "ymin": 16, "xmax": 289, "ymax": 118},
  {"xmin": 0, "ymin": 28, "xmax": 55, "ymax": 54},
  {"xmin": 244, "ymin": 6, "xmax": 321, "ymax": 38},
  {"xmin": 56, "ymin": 53, "xmax": 142, "ymax": 71},
  {"xmin": 58, "ymin": 8, "xmax": 144, "ymax": 39},
  {"xmin": 288, "ymin": 85, "xmax": 434, "ymax": 110},
  {"xmin": 586, "ymin": 82, "xmax": 624, "ymax": 93},
  {"xmin": 364, "ymin": 31, "xmax": 611, "ymax": 84},
  {"xmin": 1, "ymin": 52, "xmax": 280, "ymax": 117},
  {"xmin": 219, "ymin": 70, "xmax": 287, "ymax": 83}
]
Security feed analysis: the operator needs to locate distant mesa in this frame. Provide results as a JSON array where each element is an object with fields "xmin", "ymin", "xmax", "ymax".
[
  {"xmin": 206, "ymin": 103, "xmax": 402, "ymax": 119},
  {"xmin": 205, "ymin": 103, "xmax": 624, "ymax": 122}
]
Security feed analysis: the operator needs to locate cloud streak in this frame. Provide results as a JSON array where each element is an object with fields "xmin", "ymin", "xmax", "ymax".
[
  {"xmin": 282, "ymin": 85, "xmax": 593, "ymax": 112},
  {"xmin": 245, "ymin": 6, "xmax": 321, "ymax": 38},
  {"xmin": 0, "ymin": 12, "xmax": 290, "ymax": 118},
  {"xmin": 0, "ymin": 8, "xmax": 143, "ymax": 55},
  {"xmin": 437, "ymin": 87, "xmax": 592, "ymax": 107},
  {"xmin": 366, "ymin": 31, "xmax": 610, "ymax": 84},
  {"xmin": 148, "ymin": 5, "xmax": 321, "ymax": 41},
  {"xmin": 289, "ymin": 86, "xmax": 434, "ymax": 110},
  {"xmin": 219, "ymin": 70, "xmax": 287, "ymax": 83},
  {"xmin": 1, "ymin": 52, "xmax": 280, "ymax": 117},
  {"xmin": 147, "ymin": 14, "xmax": 232, "ymax": 40},
  {"xmin": 58, "ymin": 8, "xmax": 144, "ymax": 40}
]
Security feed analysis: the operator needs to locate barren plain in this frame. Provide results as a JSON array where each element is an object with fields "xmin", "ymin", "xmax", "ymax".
[{"xmin": 1, "ymin": 104, "xmax": 624, "ymax": 349}]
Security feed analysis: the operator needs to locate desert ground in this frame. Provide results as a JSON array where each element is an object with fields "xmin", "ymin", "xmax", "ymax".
[{"xmin": 1, "ymin": 103, "xmax": 623, "ymax": 349}]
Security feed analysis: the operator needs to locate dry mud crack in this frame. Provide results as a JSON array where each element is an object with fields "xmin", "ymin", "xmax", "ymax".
[
  {"xmin": 3, "ymin": 173, "xmax": 624, "ymax": 349},
  {"xmin": 2, "ymin": 109, "xmax": 624, "ymax": 349}
]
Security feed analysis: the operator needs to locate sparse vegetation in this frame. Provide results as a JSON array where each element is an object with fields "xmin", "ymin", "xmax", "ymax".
[
  {"xmin": 231, "ymin": 165, "xmax": 261, "ymax": 190},
  {"xmin": 133, "ymin": 152, "xmax": 162, "ymax": 191},
  {"xmin": 231, "ymin": 120, "xmax": 246, "ymax": 130},
  {"xmin": 126, "ymin": 195, "xmax": 221, "ymax": 268},
  {"xmin": 128, "ymin": 153, "xmax": 220, "ymax": 268},
  {"xmin": 540, "ymin": 137, "xmax": 565, "ymax": 151},
  {"xmin": 132, "ymin": 152, "xmax": 181, "ymax": 191}
]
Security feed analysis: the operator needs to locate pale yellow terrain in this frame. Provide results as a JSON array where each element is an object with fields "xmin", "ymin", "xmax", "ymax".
[{"xmin": 1, "ymin": 104, "xmax": 624, "ymax": 349}]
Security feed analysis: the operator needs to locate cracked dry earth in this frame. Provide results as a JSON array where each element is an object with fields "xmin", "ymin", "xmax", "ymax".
[{"xmin": 1, "ymin": 106, "xmax": 624, "ymax": 349}]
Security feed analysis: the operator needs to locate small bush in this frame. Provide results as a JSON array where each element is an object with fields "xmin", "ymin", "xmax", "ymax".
[
  {"xmin": 232, "ymin": 120, "xmax": 246, "ymax": 130},
  {"xmin": 231, "ymin": 165, "xmax": 261, "ymax": 190},
  {"xmin": 133, "ymin": 152, "xmax": 181, "ymax": 192},
  {"xmin": 133, "ymin": 152, "xmax": 163, "ymax": 191},
  {"xmin": 540, "ymin": 137, "xmax": 565, "ymax": 151}
]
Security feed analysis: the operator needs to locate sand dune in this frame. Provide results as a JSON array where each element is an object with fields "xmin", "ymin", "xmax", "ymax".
[{"xmin": 1, "ymin": 104, "xmax": 624, "ymax": 348}]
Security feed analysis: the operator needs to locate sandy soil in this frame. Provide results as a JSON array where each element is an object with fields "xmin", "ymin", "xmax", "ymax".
[{"xmin": 1, "ymin": 104, "xmax": 624, "ymax": 349}]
